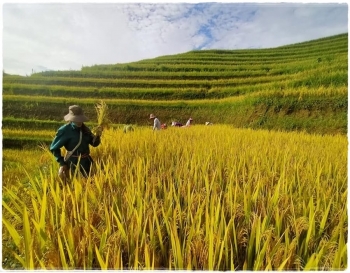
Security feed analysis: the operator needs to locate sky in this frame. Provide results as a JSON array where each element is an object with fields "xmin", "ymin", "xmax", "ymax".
[{"xmin": 1, "ymin": 0, "xmax": 348, "ymax": 76}]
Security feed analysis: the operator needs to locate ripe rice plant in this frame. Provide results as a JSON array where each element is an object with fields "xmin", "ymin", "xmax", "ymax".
[{"xmin": 2, "ymin": 125, "xmax": 347, "ymax": 270}]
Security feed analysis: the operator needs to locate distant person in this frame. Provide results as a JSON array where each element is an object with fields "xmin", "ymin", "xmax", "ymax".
[
  {"xmin": 50, "ymin": 105, "xmax": 103, "ymax": 180},
  {"xmin": 161, "ymin": 123, "xmax": 167, "ymax": 129},
  {"xmin": 150, "ymin": 114, "xmax": 161, "ymax": 130},
  {"xmin": 205, "ymin": 122, "xmax": 213, "ymax": 126},
  {"xmin": 171, "ymin": 121, "xmax": 183, "ymax": 127},
  {"xmin": 183, "ymin": 117, "xmax": 193, "ymax": 127}
]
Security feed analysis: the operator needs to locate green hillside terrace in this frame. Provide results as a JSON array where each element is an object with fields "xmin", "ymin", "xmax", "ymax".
[{"xmin": 2, "ymin": 33, "xmax": 348, "ymax": 140}]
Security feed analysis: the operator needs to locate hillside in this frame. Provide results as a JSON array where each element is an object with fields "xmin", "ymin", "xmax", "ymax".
[{"xmin": 2, "ymin": 33, "xmax": 348, "ymax": 147}]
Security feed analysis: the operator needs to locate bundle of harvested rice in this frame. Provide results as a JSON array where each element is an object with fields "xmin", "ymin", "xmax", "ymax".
[
  {"xmin": 95, "ymin": 100, "xmax": 109, "ymax": 127},
  {"xmin": 93, "ymin": 100, "xmax": 110, "ymax": 142}
]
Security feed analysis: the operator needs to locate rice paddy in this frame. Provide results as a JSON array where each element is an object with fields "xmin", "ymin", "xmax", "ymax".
[
  {"xmin": 2, "ymin": 126, "xmax": 347, "ymax": 270},
  {"xmin": 2, "ymin": 33, "xmax": 348, "ymax": 270}
]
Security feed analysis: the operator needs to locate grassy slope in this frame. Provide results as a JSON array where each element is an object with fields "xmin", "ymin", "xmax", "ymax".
[{"xmin": 2, "ymin": 33, "xmax": 347, "ymax": 145}]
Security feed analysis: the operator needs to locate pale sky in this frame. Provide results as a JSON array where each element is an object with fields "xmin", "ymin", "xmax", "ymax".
[{"xmin": 2, "ymin": 1, "xmax": 348, "ymax": 76}]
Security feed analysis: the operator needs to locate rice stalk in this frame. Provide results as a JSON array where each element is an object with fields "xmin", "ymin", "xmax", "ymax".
[
  {"xmin": 217, "ymin": 217, "xmax": 232, "ymax": 269},
  {"xmin": 253, "ymin": 231, "xmax": 271, "ymax": 270},
  {"xmin": 65, "ymin": 224, "xmax": 76, "ymax": 265},
  {"xmin": 57, "ymin": 234, "xmax": 68, "ymax": 269},
  {"xmin": 2, "ymin": 200, "xmax": 22, "ymax": 222},
  {"xmin": 144, "ymin": 241, "xmax": 151, "ymax": 269},
  {"xmin": 95, "ymin": 245, "xmax": 108, "ymax": 269},
  {"xmin": 112, "ymin": 247, "xmax": 123, "ymax": 269},
  {"xmin": 170, "ymin": 222, "xmax": 184, "ymax": 269},
  {"xmin": 319, "ymin": 198, "xmax": 332, "ymax": 236},
  {"xmin": 23, "ymin": 207, "xmax": 34, "ymax": 269},
  {"xmin": 99, "ymin": 230, "xmax": 108, "ymax": 254},
  {"xmin": 304, "ymin": 198, "xmax": 316, "ymax": 257},
  {"xmin": 31, "ymin": 198, "xmax": 40, "ymax": 223},
  {"xmin": 153, "ymin": 204, "xmax": 166, "ymax": 258},
  {"xmin": 2, "ymin": 218, "xmax": 21, "ymax": 249},
  {"xmin": 62, "ymin": 231, "xmax": 75, "ymax": 267},
  {"xmin": 112, "ymin": 210, "xmax": 128, "ymax": 242},
  {"xmin": 133, "ymin": 238, "xmax": 139, "ymax": 269},
  {"xmin": 277, "ymin": 254, "xmax": 292, "ymax": 270},
  {"xmin": 31, "ymin": 219, "xmax": 46, "ymax": 257},
  {"xmin": 4, "ymin": 186, "xmax": 25, "ymax": 216},
  {"xmin": 13, "ymin": 252, "xmax": 26, "ymax": 268},
  {"xmin": 303, "ymin": 253, "xmax": 318, "ymax": 270},
  {"xmin": 87, "ymin": 237, "xmax": 94, "ymax": 269}
]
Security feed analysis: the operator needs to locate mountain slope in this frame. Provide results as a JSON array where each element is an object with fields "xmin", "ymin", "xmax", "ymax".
[{"xmin": 2, "ymin": 33, "xmax": 347, "ymax": 136}]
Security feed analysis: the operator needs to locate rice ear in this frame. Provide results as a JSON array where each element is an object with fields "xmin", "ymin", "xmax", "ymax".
[{"xmin": 94, "ymin": 100, "xmax": 110, "ymax": 131}]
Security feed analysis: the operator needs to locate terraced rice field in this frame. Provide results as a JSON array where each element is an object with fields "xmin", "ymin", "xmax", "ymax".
[
  {"xmin": 2, "ymin": 33, "xmax": 347, "ymax": 140},
  {"xmin": 2, "ymin": 33, "xmax": 348, "ymax": 269}
]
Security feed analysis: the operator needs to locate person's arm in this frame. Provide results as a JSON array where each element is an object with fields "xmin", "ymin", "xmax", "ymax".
[
  {"xmin": 82, "ymin": 124, "xmax": 101, "ymax": 147},
  {"xmin": 50, "ymin": 127, "xmax": 68, "ymax": 166},
  {"xmin": 90, "ymin": 133, "xmax": 101, "ymax": 147}
]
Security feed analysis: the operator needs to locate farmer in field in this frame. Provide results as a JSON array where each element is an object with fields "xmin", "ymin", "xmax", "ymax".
[
  {"xmin": 183, "ymin": 117, "xmax": 193, "ymax": 127},
  {"xmin": 50, "ymin": 105, "xmax": 103, "ymax": 180},
  {"xmin": 171, "ymin": 121, "xmax": 183, "ymax": 127},
  {"xmin": 150, "ymin": 114, "xmax": 161, "ymax": 130}
]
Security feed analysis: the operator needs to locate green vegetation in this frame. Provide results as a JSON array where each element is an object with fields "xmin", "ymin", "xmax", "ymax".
[
  {"xmin": 3, "ymin": 33, "xmax": 347, "ymax": 142},
  {"xmin": 1, "ymin": 33, "xmax": 348, "ymax": 149}
]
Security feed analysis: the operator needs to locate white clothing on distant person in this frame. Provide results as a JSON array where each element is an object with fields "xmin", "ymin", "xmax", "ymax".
[
  {"xmin": 153, "ymin": 118, "xmax": 161, "ymax": 130},
  {"xmin": 150, "ymin": 114, "xmax": 161, "ymax": 130},
  {"xmin": 185, "ymin": 117, "xmax": 193, "ymax": 127}
]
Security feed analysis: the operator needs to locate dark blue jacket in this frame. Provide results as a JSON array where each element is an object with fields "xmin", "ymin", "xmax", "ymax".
[{"xmin": 50, "ymin": 123, "xmax": 101, "ymax": 166}]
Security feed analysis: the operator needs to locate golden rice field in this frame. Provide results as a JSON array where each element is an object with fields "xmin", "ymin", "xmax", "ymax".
[{"xmin": 2, "ymin": 125, "xmax": 347, "ymax": 270}]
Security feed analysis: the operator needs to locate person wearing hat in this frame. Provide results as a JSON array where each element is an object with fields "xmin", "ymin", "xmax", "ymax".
[
  {"xmin": 50, "ymin": 105, "xmax": 103, "ymax": 180},
  {"xmin": 184, "ymin": 117, "xmax": 193, "ymax": 127},
  {"xmin": 149, "ymin": 114, "xmax": 161, "ymax": 130}
]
